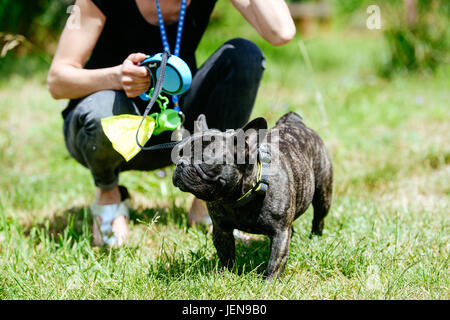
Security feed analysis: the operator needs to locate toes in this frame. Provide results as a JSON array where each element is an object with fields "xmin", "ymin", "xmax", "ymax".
[{"xmin": 111, "ymin": 215, "xmax": 129, "ymax": 245}]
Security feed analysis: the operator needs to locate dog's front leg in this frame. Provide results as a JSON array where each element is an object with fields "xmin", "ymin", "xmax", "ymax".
[
  {"xmin": 266, "ymin": 228, "xmax": 292, "ymax": 280},
  {"xmin": 212, "ymin": 225, "xmax": 236, "ymax": 270}
]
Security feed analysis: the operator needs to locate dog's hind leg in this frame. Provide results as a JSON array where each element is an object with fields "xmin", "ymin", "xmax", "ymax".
[{"xmin": 311, "ymin": 170, "xmax": 333, "ymax": 237}]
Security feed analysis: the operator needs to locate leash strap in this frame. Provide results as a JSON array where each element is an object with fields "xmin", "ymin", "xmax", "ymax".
[
  {"xmin": 155, "ymin": 0, "xmax": 187, "ymax": 111},
  {"xmin": 136, "ymin": 51, "xmax": 170, "ymax": 150},
  {"xmin": 146, "ymin": 141, "xmax": 181, "ymax": 151}
]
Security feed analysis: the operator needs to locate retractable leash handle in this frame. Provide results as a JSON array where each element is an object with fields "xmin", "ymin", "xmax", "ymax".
[
  {"xmin": 138, "ymin": 53, "xmax": 192, "ymax": 101},
  {"xmin": 136, "ymin": 51, "xmax": 170, "ymax": 150}
]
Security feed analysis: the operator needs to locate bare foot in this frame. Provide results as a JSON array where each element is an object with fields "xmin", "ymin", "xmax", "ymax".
[
  {"xmin": 188, "ymin": 197, "xmax": 210, "ymax": 227},
  {"xmin": 111, "ymin": 215, "xmax": 129, "ymax": 246}
]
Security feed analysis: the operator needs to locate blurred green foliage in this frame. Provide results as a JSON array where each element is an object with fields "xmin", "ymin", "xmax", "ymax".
[
  {"xmin": 286, "ymin": 0, "xmax": 367, "ymax": 16},
  {"xmin": 331, "ymin": 0, "xmax": 366, "ymax": 15},
  {"xmin": 0, "ymin": 0, "xmax": 73, "ymax": 51},
  {"xmin": 381, "ymin": 0, "xmax": 450, "ymax": 76},
  {"xmin": 0, "ymin": 0, "xmax": 448, "ymax": 77}
]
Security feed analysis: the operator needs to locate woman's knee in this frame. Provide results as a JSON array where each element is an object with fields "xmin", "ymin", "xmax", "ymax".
[
  {"xmin": 225, "ymin": 38, "xmax": 264, "ymax": 58},
  {"xmin": 75, "ymin": 90, "xmax": 123, "ymax": 132},
  {"xmin": 222, "ymin": 38, "xmax": 265, "ymax": 76}
]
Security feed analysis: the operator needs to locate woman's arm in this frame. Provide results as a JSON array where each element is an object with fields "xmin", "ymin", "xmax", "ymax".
[
  {"xmin": 47, "ymin": 0, "xmax": 149, "ymax": 100},
  {"xmin": 231, "ymin": 0, "xmax": 296, "ymax": 46}
]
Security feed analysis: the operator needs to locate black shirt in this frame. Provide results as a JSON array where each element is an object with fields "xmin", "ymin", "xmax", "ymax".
[{"xmin": 62, "ymin": 0, "xmax": 217, "ymax": 118}]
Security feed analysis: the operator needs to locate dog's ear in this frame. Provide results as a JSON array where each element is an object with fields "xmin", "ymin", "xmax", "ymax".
[
  {"xmin": 243, "ymin": 117, "xmax": 268, "ymax": 132},
  {"xmin": 243, "ymin": 117, "xmax": 268, "ymax": 146},
  {"xmin": 194, "ymin": 114, "xmax": 209, "ymax": 133},
  {"xmin": 240, "ymin": 117, "xmax": 268, "ymax": 164}
]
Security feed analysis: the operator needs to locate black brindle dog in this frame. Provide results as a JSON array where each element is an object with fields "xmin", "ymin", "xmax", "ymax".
[{"xmin": 173, "ymin": 112, "xmax": 333, "ymax": 279}]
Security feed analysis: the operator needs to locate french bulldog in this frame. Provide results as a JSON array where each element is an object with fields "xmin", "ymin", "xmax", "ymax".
[{"xmin": 172, "ymin": 112, "xmax": 333, "ymax": 279}]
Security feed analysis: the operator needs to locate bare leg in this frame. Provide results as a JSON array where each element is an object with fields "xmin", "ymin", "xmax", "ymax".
[
  {"xmin": 95, "ymin": 186, "xmax": 121, "ymax": 205},
  {"xmin": 188, "ymin": 197, "xmax": 210, "ymax": 227}
]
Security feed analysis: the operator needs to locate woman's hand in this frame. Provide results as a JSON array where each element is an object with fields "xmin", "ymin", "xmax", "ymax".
[{"xmin": 120, "ymin": 53, "xmax": 151, "ymax": 98}]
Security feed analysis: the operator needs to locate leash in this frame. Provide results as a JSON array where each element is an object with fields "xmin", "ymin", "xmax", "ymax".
[
  {"xmin": 135, "ymin": 51, "xmax": 170, "ymax": 150},
  {"xmin": 135, "ymin": 0, "xmax": 188, "ymax": 151}
]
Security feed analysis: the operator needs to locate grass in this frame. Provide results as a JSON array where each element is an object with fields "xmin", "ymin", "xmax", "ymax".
[{"xmin": 0, "ymin": 2, "xmax": 449, "ymax": 299}]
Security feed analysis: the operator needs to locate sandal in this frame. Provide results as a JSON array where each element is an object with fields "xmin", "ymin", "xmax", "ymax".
[{"xmin": 91, "ymin": 186, "xmax": 130, "ymax": 247}]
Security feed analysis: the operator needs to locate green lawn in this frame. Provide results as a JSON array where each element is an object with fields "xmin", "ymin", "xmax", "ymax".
[{"xmin": 0, "ymin": 3, "xmax": 448, "ymax": 299}]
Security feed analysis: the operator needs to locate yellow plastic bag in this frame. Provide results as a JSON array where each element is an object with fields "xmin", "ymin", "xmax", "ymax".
[{"xmin": 101, "ymin": 115, "xmax": 155, "ymax": 162}]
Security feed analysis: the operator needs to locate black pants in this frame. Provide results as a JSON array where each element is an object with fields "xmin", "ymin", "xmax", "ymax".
[{"xmin": 63, "ymin": 38, "xmax": 265, "ymax": 190}]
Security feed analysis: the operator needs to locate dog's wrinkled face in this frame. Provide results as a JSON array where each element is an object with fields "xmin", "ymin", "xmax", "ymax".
[{"xmin": 172, "ymin": 114, "xmax": 267, "ymax": 201}]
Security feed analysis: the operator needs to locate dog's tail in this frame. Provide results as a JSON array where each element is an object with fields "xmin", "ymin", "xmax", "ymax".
[{"xmin": 275, "ymin": 112, "xmax": 304, "ymax": 126}]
